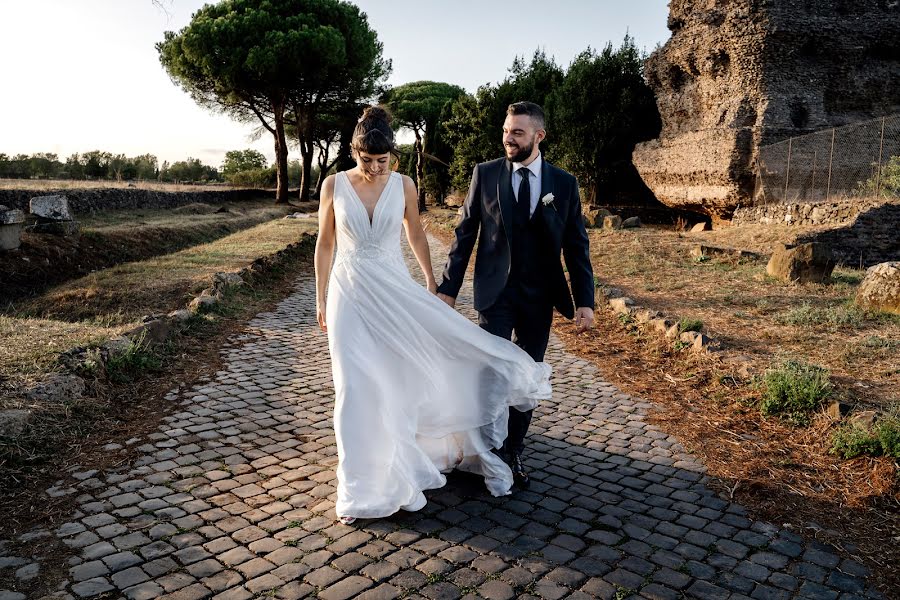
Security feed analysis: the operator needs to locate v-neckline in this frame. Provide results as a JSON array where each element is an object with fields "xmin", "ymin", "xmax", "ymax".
[{"xmin": 343, "ymin": 171, "xmax": 392, "ymax": 228}]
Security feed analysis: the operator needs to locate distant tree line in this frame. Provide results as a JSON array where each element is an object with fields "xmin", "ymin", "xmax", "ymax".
[
  {"xmin": 0, "ymin": 151, "xmax": 221, "ymax": 183},
  {"xmin": 0, "ymin": 148, "xmax": 321, "ymax": 189}
]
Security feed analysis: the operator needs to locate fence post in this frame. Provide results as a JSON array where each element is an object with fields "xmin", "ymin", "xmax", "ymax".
[
  {"xmin": 826, "ymin": 128, "xmax": 835, "ymax": 202},
  {"xmin": 875, "ymin": 116, "xmax": 886, "ymax": 198},
  {"xmin": 811, "ymin": 150, "xmax": 817, "ymax": 201},
  {"xmin": 784, "ymin": 137, "xmax": 792, "ymax": 203}
]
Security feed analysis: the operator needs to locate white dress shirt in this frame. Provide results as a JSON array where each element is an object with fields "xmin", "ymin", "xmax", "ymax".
[{"xmin": 511, "ymin": 153, "xmax": 542, "ymax": 217}]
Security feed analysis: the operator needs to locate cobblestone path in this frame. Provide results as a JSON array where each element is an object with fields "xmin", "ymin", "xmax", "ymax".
[{"xmin": 0, "ymin": 235, "xmax": 882, "ymax": 600}]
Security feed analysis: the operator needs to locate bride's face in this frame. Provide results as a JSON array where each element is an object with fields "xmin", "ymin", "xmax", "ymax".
[{"xmin": 355, "ymin": 151, "xmax": 391, "ymax": 182}]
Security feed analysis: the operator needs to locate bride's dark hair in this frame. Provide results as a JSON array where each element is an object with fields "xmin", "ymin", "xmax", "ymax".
[{"xmin": 351, "ymin": 105, "xmax": 396, "ymax": 155}]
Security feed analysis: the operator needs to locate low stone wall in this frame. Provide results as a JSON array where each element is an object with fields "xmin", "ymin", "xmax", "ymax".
[
  {"xmin": 731, "ymin": 198, "xmax": 895, "ymax": 226},
  {"xmin": 0, "ymin": 187, "xmax": 273, "ymax": 214},
  {"xmin": 733, "ymin": 199, "xmax": 899, "ymax": 267}
]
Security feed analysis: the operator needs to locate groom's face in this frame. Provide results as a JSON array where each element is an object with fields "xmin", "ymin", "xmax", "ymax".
[{"xmin": 503, "ymin": 114, "xmax": 544, "ymax": 163}]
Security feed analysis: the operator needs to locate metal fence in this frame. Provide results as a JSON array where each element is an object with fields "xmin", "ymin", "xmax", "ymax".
[{"xmin": 755, "ymin": 113, "xmax": 900, "ymax": 204}]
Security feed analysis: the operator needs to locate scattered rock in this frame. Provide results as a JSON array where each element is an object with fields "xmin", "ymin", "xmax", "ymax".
[
  {"xmin": 634, "ymin": 308, "xmax": 660, "ymax": 323},
  {"xmin": 284, "ymin": 212, "xmax": 316, "ymax": 219},
  {"xmin": 855, "ymin": 261, "xmax": 900, "ymax": 314},
  {"xmin": 690, "ymin": 333, "xmax": 713, "ymax": 353},
  {"xmin": 609, "ymin": 297, "xmax": 634, "ymax": 315},
  {"xmin": 690, "ymin": 222, "xmax": 711, "ymax": 232},
  {"xmin": 649, "ymin": 318, "xmax": 674, "ymax": 334},
  {"xmin": 168, "ymin": 309, "xmax": 193, "ymax": 322},
  {"xmin": 622, "ymin": 216, "xmax": 642, "ymax": 228},
  {"xmin": 766, "ymin": 242, "xmax": 835, "ymax": 283},
  {"xmin": 850, "ymin": 410, "xmax": 878, "ymax": 429},
  {"xmin": 679, "ymin": 331, "xmax": 702, "ymax": 345},
  {"xmin": 189, "ymin": 294, "xmax": 219, "ymax": 312},
  {"xmin": 583, "ymin": 208, "xmax": 612, "ymax": 228},
  {"xmin": 213, "ymin": 271, "xmax": 244, "ymax": 291},
  {"xmin": 124, "ymin": 319, "xmax": 171, "ymax": 345},
  {"xmin": 0, "ymin": 409, "xmax": 32, "ymax": 438},
  {"xmin": 25, "ymin": 374, "xmax": 86, "ymax": 404},
  {"xmin": 101, "ymin": 336, "xmax": 133, "ymax": 358},
  {"xmin": 826, "ymin": 401, "xmax": 851, "ymax": 420},
  {"xmin": 602, "ymin": 215, "xmax": 623, "ymax": 230},
  {"xmin": 29, "ymin": 195, "xmax": 74, "ymax": 221}
]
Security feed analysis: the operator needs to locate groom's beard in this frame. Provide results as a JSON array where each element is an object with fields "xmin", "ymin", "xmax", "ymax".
[{"xmin": 505, "ymin": 136, "xmax": 536, "ymax": 163}]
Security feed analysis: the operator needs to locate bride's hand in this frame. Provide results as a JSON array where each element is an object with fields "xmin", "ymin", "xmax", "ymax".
[
  {"xmin": 426, "ymin": 280, "xmax": 437, "ymax": 295},
  {"xmin": 316, "ymin": 304, "xmax": 327, "ymax": 333}
]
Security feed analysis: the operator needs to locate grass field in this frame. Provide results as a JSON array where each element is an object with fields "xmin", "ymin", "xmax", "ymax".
[{"xmin": 1, "ymin": 217, "xmax": 317, "ymax": 392}]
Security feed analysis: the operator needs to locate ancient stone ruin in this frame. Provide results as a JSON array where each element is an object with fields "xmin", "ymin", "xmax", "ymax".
[
  {"xmin": 0, "ymin": 205, "xmax": 26, "ymax": 251},
  {"xmin": 633, "ymin": 0, "xmax": 900, "ymax": 220},
  {"xmin": 27, "ymin": 195, "xmax": 80, "ymax": 236}
]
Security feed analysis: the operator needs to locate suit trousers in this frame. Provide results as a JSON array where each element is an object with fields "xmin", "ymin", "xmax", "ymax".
[{"xmin": 478, "ymin": 284, "xmax": 554, "ymax": 456}]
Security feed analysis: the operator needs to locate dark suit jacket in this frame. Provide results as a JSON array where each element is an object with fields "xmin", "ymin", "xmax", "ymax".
[{"xmin": 437, "ymin": 157, "xmax": 595, "ymax": 319}]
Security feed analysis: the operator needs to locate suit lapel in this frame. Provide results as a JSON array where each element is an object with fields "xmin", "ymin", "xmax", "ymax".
[
  {"xmin": 540, "ymin": 160, "xmax": 564, "ymax": 246},
  {"xmin": 540, "ymin": 159, "xmax": 553, "ymax": 204},
  {"xmin": 497, "ymin": 159, "xmax": 514, "ymax": 240}
]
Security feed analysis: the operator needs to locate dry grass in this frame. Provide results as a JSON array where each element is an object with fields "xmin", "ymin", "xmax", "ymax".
[
  {"xmin": 0, "ymin": 178, "xmax": 262, "ymax": 192},
  {"xmin": 589, "ymin": 226, "xmax": 899, "ymax": 411},
  {"xmin": 1, "ymin": 218, "xmax": 317, "ymax": 393}
]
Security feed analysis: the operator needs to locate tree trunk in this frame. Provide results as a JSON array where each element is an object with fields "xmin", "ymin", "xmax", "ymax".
[
  {"xmin": 299, "ymin": 138, "xmax": 314, "ymax": 202},
  {"xmin": 272, "ymin": 102, "xmax": 289, "ymax": 204},
  {"xmin": 313, "ymin": 146, "xmax": 330, "ymax": 199},
  {"xmin": 414, "ymin": 127, "xmax": 426, "ymax": 213}
]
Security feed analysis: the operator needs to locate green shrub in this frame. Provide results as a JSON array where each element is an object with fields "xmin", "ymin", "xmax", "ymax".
[
  {"xmin": 876, "ymin": 413, "xmax": 900, "ymax": 458},
  {"xmin": 859, "ymin": 155, "xmax": 900, "ymax": 198},
  {"xmin": 829, "ymin": 422, "xmax": 881, "ymax": 458},
  {"xmin": 104, "ymin": 333, "xmax": 162, "ymax": 383},
  {"xmin": 830, "ymin": 411, "xmax": 900, "ymax": 459},
  {"xmin": 678, "ymin": 318, "xmax": 703, "ymax": 333},
  {"xmin": 761, "ymin": 360, "xmax": 831, "ymax": 425}
]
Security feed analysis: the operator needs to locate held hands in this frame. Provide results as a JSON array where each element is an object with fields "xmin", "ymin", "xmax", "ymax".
[
  {"xmin": 437, "ymin": 292, "xmax": 456, "ymax": 308},
  {"xmin": 574, "ymin": 307, "xmax": 594, "ymax": 333},
  {"xmin": 427, "ymin": 279, "xmax": 437, "ymax": 295}
]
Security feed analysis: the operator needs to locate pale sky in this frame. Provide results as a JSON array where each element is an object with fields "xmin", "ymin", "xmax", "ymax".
[{"xmin": 0, "ymin": 0, "xmax": 670, "ymax": 169}]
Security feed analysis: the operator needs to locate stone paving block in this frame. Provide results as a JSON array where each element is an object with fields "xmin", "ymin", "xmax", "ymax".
[{"xmin": 29, "ymin": 241, "xmax": 881, "ymax": 600}]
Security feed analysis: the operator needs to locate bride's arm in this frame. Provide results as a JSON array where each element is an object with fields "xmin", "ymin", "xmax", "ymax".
[
  {"xmin": 314, "ymin": 175, "xmax": 337, "ymax": 332},
  {"xmin": 400, "ymin": 175, "xmax": 437, "ymax": 294}
]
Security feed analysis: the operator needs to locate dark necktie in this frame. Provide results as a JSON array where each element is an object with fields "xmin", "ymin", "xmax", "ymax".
[{"xmin": 517, "ymin": 168, "xmax": 531, "ymax": 221}]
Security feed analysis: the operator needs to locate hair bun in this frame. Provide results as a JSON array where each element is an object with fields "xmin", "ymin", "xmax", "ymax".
[{"xmin": 361, "ymin": 105, "xmax": 392, "ymax": 126}]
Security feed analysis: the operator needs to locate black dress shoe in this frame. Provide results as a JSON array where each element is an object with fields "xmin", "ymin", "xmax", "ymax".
[{"xmin": 510, "ymin": 453, "xmax": 530, "ymax": 489}]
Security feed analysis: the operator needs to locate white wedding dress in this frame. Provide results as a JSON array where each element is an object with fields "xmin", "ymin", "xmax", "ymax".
[{"xmin": 326, "ymin": 170, "xmax": 552, "ymax": 519}]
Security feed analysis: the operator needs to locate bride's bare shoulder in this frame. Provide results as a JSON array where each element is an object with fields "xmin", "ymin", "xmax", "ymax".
[
  {"xmin": 322, "ymin": 173, "xmax": 338, "ymax": 194},
  {"xmin": 398, "ymin": 173, "xmax": 416, "ymax": 190}
]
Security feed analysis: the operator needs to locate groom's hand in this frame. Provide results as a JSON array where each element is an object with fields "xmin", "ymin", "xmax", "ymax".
[
  {"xmin": 574, "ymin": 307, "xmax": 594, "ymax": 333},
  {"xmin": 437, "ymin": 293, "xmax": 456, "ymax": 308}
]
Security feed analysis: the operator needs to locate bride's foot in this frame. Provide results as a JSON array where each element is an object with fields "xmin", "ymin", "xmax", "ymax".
[{"xmin": 338, "ymin": 515, "xmax": 356, "ymax": 525}]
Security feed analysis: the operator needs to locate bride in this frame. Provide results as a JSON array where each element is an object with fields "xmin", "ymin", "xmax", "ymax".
[{"xmin": 315, "ymin": 106, "xmax": 551, "ymax": 524}]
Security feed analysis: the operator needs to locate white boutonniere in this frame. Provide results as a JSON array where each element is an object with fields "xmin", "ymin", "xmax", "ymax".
[{"xmin": 541, "ymin": 193, "xmax": 557, "ymax": 211}]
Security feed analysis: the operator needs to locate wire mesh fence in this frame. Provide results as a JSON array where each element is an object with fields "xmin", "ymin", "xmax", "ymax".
[{"xmin": 755, "ymin": 113, "xmax": 900, "ymax": 204}]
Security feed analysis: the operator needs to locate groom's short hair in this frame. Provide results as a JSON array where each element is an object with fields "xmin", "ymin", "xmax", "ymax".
[{"xmin": 507, "ymin": 101, "xmax": 545, "ymax": 131}]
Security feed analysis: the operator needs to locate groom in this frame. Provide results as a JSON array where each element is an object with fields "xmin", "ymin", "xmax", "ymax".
[{"xmin": 437, "ymin": 101, "xmax": 595, "ymax": 488}]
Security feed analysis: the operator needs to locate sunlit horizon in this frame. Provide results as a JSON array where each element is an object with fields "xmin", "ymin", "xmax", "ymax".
[{"xmin": 1, "ymin": 0, "xmax": 670, "ymax": 169}]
